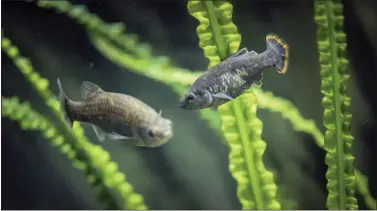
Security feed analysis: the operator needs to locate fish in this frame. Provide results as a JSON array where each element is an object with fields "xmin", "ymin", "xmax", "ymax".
[
  {"xmin": 57, "ymin": 78, "xmax": 173, "ymax": 148},
  {"xmin": 179, "ymin": 33, "xmax": 289, "ymax": 110}
]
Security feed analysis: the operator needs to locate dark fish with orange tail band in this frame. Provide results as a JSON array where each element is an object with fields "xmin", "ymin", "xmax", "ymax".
[
  {"xmin": 179, "ymin": 33, "xmax": 289, "ymax": 110},
  {"xmin": 57, "ymin": 78, "xmax": 173, "ymax": 148}
]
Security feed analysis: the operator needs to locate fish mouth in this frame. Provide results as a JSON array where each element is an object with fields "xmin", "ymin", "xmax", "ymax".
[
  {"xmin": 163, "ymin": 132, "xmax": 173, "ymax": 140},
  {"xmin": 178, "ymin": 100, "xmax": 186, "ymax": 108},
  {"xmin": 150, "ymin": 131, "xmax": 172, "ymax": 148},
  {"xmin": 163, "ymin": 124, "xmax": 173, "ymax": 140}
]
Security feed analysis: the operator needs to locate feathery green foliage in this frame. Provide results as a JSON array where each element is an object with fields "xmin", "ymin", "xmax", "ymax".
[
  {"xmin": 2, "ymin": 96, "xmax": 119, "ymax": 209},
  {"xmin": 36, "ymin": 0, "xmax": 375, "ymax": 209},
  {"xmin": 3, "ymin": 0, "xmax": 375, "ymax": 209},
  {"xmin": 36, "ymin": 0, "xmax": 200, "ymax": 90},
  {"xmin": 187, "ymin": 1, "xmax": 281, "ymax": 209},
  {"xmin": 251, "ymin": 87, "xmax": 325, "ymax": 147},
  {"xmin": 252, "ymin": 87, "xmax": 375, "ymax": 209},
  {"xmin": 355, "ymin": 171, "xmax": 376, "ymax": 209},
  {"xmin": 187, "ymin": 1, "xmax": 241, "ymax": 65},
  {"xmin": 314, "ymin": 0, "xmax": 358, "ymax": 209},
  {"xmin": 35, "ymin": 0, "xmax": 223, "ymax": 136},
  {"xmin": 218, "ymin": 93, "xmax": 281, "ymax": 209},
  {"xmin": 1, "ymin": 34, "xmax": 148, "ymax": 210}
]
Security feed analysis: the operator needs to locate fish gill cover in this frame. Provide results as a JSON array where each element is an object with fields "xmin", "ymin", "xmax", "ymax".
[{"xmin": 1, "ymin": 0, "xmax": 376, "ymax": 210}]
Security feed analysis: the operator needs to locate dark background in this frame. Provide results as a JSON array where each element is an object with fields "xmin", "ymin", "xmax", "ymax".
[{"xmin": 1, "ymin": 0, "xmax": 376, "ymax": 209}]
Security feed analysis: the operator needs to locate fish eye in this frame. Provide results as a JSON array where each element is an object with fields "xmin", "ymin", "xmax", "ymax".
[
  {"xmin": 148, "ymin": 130, "xmax": 154, "ymax": 138},
  {"xmin": 186, "ymin": 94, "xmax": 195, "ymax": 103}
]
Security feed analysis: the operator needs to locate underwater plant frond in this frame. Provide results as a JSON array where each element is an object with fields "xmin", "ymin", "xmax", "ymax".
[
  {"xmin": 187, "ymin": 1, "xmax": 281, "ymax": 209},
  {"xmin": 35, "ymin": 0, "xmax": 223, "ymax": 139},
  {"xmin": 251, "ymin": 87, "xmax": 324, "ymax": 147},
  {"xmin": 314, "ymin": 1, "xmax": 358, "ymax": 209},
  {"xmin": 32, "ymin": 0, "xmax": 375, "ymax": 208},
  {"xmin": 218, "ymin": 93, "xmax": 281, "ymax": 210},
  {"xmin": 88, "ymin": 34, "xmax": 198, "ymax": 90},
  {"xmin": 1, "ymin": 33, "xmax": 148, "ymax": 210},
  {"xmin": 355, "ymin": 171, "xmax": 377, "ymax": 210},
  {"xmin": 1, "ymin": 96, "xmax": 118, "ymax": 209},
  {"xmin": 36, "ymin": 0, "xmax": 148, "ymax": 60},
  {"xmin": 187, "ymin": 0, "xmax": 241, "ymax": 67},
  {"xmin": 89, "ymin": 29, "xmax": 224, "ymax": 137},
  {"xmin": 251, "ymin": 86, "xmax": 375, "ymax": 209},
  {"xmin": 35, "ymin": 0, "xmax": 199, "ymax": 88}
]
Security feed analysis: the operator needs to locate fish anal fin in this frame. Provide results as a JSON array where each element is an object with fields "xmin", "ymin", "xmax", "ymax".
[{"xmin": 81, "ymin": 81, "xmax": 104, "ymax": 100}]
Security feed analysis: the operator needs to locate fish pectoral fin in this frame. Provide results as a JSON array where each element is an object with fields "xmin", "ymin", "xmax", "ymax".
[
  {"xmin": 229, "ymin": 47, "xmax": 249, "ymax": 58},
  {"xmin": 81, "ymin": 81, "xmax": 105, "ymax": 100},
  {"xmin": 92, "ymin": 124, "xmax": 108, "ymax": 143},
  {"xmin": 213, "ymin": 92, "xmax": 234, "ymax": 101},
  {"xmin": 92, "ymin": 124, "xmax": 132, "ymax": 143},
  {"xmin": 107, "ymin": 132, "xmax": 131, "ymax": 141}
]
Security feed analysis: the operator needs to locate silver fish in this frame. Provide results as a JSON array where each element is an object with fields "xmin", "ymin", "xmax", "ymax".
[
  {"xmin": 57, "ymin": 78, "xmax": 173, "ymax": 148},
  {"xmin": 179, "ymin": 33, "xmax": 289, "ymax": 110}
]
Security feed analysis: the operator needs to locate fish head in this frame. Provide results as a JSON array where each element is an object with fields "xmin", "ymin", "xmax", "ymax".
[
  {"xmin": 179, "ymin": 87, "xmax": 213, "ymax": 110},
  {"xmin": 138, "ymin": 117, "xmax": 173, "ymax": 148}
]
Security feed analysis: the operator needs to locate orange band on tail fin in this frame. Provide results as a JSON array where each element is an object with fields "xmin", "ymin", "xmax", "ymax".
[{"xmin": 266, "ymin": 33, "xmax": 289, "ymax": 74}]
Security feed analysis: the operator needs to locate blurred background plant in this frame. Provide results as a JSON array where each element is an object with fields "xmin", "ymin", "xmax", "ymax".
[{"xmin": 1, "ymin": 0, "xmax": 376, "ymax": 210}]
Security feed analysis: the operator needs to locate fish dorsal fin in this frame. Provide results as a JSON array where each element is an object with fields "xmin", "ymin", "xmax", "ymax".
[
  {"xmin": 249, "ymin": 50, "xmax": 258, "ymax": 57},
  {"xmin": 81, "ymin": 81, "xmax": 104, "ymax": 100},
  {"xmin": 229, "ymin": 47, "xmax": 249, "ymax": 59},
  {"xmin": 225, "ymin": 48, "xmax": 257, "ymax": 63}
]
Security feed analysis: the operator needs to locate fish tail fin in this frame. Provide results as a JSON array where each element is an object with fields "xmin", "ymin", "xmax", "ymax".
[
  {"xmin": 266, "ymin": 33, "xmax": 289, "ymax": 74},
  {"xmin": 57, "ymin": 78, "xmax": 74, "ymax": 128}
]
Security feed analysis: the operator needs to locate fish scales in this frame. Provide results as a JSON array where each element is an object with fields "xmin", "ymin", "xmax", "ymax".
[
  {"xmin": 179, "ymin": 33, "xmax": 289, "ymax": 110},
  {"xmin": 57, "ymin": 78, "xmax": 173, "ymax": 147},
  {"xmin": 68, "ymin": 93, "xmax": 156, "ymax": 127},
  {"xmin": 106, "ymin": 93, "xmax": 158, "ymax": 126},
  {"xmin": 195, "ymin": 53, "xmax": 266, "ymax": 98},
  {"xmin": 191, "ymin": 49, "xmax": 279, "ymax": 98}
]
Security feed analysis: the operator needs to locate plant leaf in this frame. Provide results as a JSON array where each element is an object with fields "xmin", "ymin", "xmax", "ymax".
[
  {"xmin": 187, "ymin": 1, "xmax": 281, "ymax": 209},
  {"xmin": 187, "ymin": 0, "xmax": 241, "ymax": 67},
  {"xmin": 33, "ymin": 1, "xmax": 375, "ymax": 208},
  {"xmin": 252, "ymin": 86, "xmax": 376, "ymax": 209},
  {"xmin": 251, "ymin": 87, "xmax": 324, "ymax": 147},
  {"xmin": 1, "ymin": 34, "xmax": 148, "ymax": 210},
  {"xmin": 314, "ymin": 1, "xmax": 358, "ymax": 209},
  {"xmin": 2, "ymin": 96, "xmax": 119, "ymax": 209}
]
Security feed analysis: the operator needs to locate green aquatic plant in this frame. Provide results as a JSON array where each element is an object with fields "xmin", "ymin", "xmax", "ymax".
[
  {"xmin": 1, "ymin": 34, "xmax": 147, "ymax": 210},
  {"xmin": 314, "ymin": 1, "xmax": 358, "ymax": 209},
  {"xmin": 187, "ymin": 1, "xmax": 281, "ymax": 209},
  {"xmin": 3, "ymin": 0, "xmax": 375, "ymax": 209},
  {"xmin": 251, "ymin": 87, "xmax": 376, "ymax": 210},
  {"xmin": 1, "ymin": 96, "xmax": 118, "ymax": 209},
  {"xmin": 218, "ymin": 93, "xmax": 281, "ymax": 209},
  {"xmin": 35, "ymin": 0, "xmax": 223, "ymax": 136},
  {"xmin": 35, "ymin": 0, "xmax": 375, "ymax": 209},
  {"xmin": 251, "ymin": 87, "xmax": 324, "ymax": 147},
  {"xmin": 35, "ymin": 0, "xmax": 200, "ymax": 90}
]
